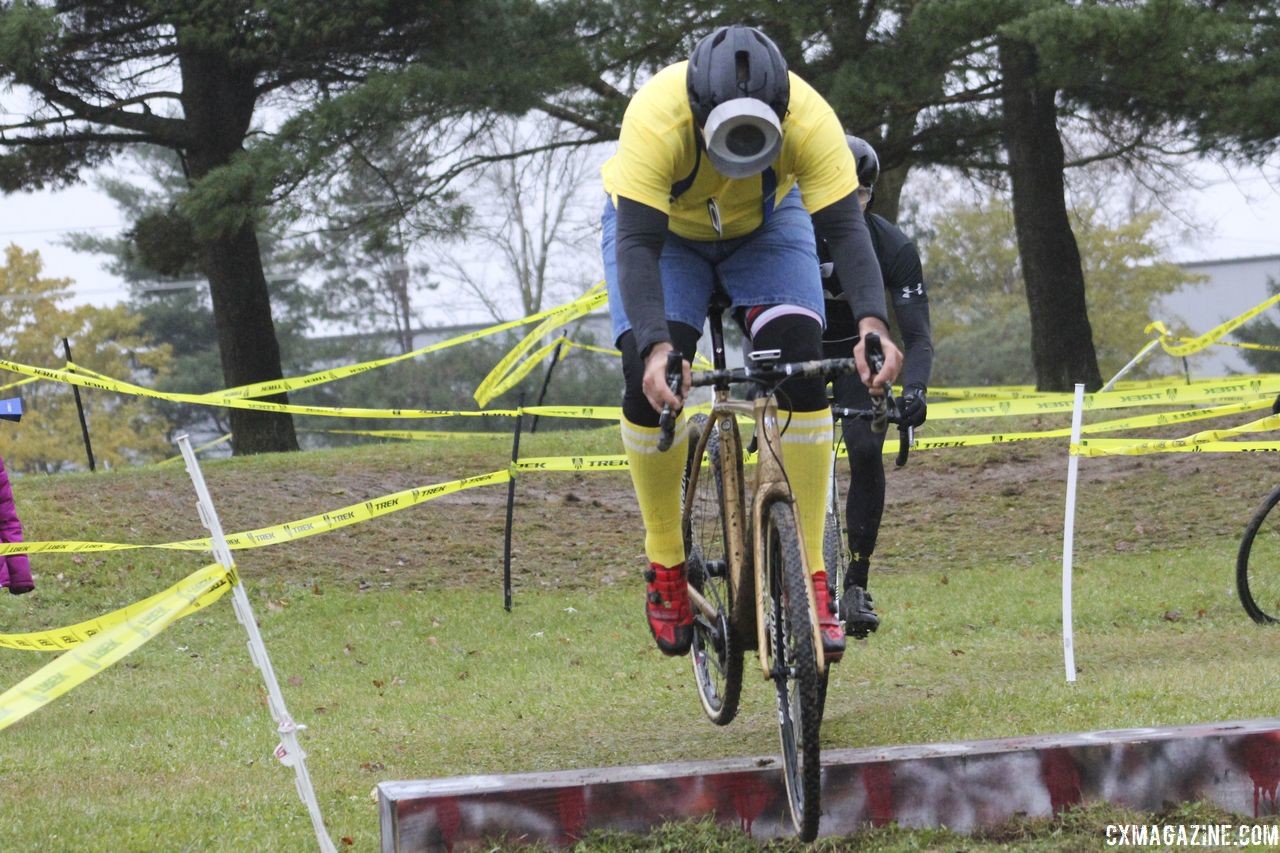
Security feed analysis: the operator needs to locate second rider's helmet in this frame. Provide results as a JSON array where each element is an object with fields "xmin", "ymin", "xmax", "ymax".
[
  {"xmin": 687, "ymin": 25, "xmax": 790, "ymax": 179},
  {"xmin": 846, "ymin": 134, "xmax": 880, "ymax": 192}
]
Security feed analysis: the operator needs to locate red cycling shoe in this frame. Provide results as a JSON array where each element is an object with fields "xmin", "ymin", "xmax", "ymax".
[{"xmin": 644, "ymin": 562, "xmax": 693, "ymax": 656}]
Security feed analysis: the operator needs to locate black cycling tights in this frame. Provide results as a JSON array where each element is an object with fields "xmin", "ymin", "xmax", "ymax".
[
  {"xmin": 833, "ymin": 372, "xmax": 887, "ymax": 587},
  {"xmin": 618, "ymin": 312, "xmax": 827, "ymax": 427}
]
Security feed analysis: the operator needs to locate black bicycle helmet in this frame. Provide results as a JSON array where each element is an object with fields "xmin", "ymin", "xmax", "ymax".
[
  {"xmin": 687, "ymin": 25, "xmax": 790, "ymax": 128},
  {"xmin": 846, "ymin": 134, "xmax": 880, "ymax": 190}
]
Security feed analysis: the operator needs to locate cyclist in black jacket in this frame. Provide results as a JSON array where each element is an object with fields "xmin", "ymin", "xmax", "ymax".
[{"xmin": 822, "ymin": 136, "xmax": 933, "ymax": 637}]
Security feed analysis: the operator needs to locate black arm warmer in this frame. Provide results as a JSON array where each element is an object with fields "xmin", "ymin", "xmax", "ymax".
[
  {"xmin": 811, "ymin": 193, "xmax": 889, "ymax": 326},
  {"xmin": 615, "ymin": 196, "xmax": 670, "ymax": 357},
  {"xmin": 894, "ymin": 299, "xmax": 934, "ymax": 390}
]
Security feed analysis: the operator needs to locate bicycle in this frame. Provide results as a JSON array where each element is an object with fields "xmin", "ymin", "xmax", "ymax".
[
  {"xmin": 1237, "ymin": 482, "xmax": 1280, "ymax": 624},
  {"xmin": 656, "ymin": 298, "xmax": 897, "ymax": 841}
]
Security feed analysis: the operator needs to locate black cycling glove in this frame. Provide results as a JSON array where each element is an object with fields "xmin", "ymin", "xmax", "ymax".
[{"xmin": 900, "ymin": 385, "xmax": 928, "ymax": 428}]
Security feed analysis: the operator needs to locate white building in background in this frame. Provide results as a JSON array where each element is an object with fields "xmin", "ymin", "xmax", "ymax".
[{"xmin": 1158, "ymin": 253, "xmax": 1280, "ymax": 376}]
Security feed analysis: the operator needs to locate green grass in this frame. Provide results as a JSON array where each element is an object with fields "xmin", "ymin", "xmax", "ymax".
[{"xmin": 1, "ymin": 423, "xmax": 1279, "ymax": 850}]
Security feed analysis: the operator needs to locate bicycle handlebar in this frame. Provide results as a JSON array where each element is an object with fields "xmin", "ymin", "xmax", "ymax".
[{"xmin": 656, "ymin": 332, "xmax": 913, "ymax": 466}]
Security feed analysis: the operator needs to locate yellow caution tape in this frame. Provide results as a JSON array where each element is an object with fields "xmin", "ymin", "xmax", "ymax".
[
  {"xmin": 196, "ymin": 285, "xmax": 608, "ymax": 402},
  {"xmin": 514, "ymin": 455, "xmax": 630, "ymax": 472},
  {"xmin": 521, "ymin": 404, "xmax": 623, "ymax": 421},
  {"xmin": 1145, "ymin": 291, "xmax": 1280, "ymax": 357},
  {"xmin": 0, "ymin": 358, "xmax": 528, "ymax": 420},
  {"xmin": 0, "ymin": 564, "xmax": 236, "ymax": 651},
  {"xmin": 0, "ymin": 563, "xmax": 233, "ymax": 732},
  {"xmin": 299, "ymin": 429, "xmax": 507, "ymax": 441},
  {"xmin": 929, "ymin": 374, "xmax": 1280, "ymax": 420},
  {"xmin": 476, "ymin": 335, "xmax": 575, "ymax": 405},
  {"xmin": 157, "ymin": 433, "xmax": 233, "ymax": 466},
  {"xmin": 566, "ymin": 341, "xmax": 621, "ymax": 357},
  {"xmin": 0, "ymin": 375, "xmax": 39, "ymax": 393},
  {"xmin": 474, "ymin": 286, "xmax": 607, "ymax": 406},
  {"xmin": 1075, "ymin": 439, "xmax": 1280, "ymax": 456},
  {"xmin": 1074, "ymin": 412, "xmax": 1280, "ymax": 456},
  {"xmin": 0, "ymin": 470, "xmax": 511, "ymax": 556}
]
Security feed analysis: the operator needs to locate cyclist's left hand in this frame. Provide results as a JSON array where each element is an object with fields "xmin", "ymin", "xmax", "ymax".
[
  {"xmin": 853, "ymin": 321, "xmax": 902, "ymax": 392},
  {"xmin": 900, "ymin": 385, "xmax": 927, "ymax": 427}
]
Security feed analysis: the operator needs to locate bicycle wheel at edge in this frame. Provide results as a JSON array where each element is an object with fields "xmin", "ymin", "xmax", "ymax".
[
  {"xmin": 763, "ymin": 500, "xmax": 823, "ymax": 841},
  {"xmin": 1237, "ymin": 482, "xmax": 1280, "ymax": 624},
  {"xmin": 683, "ymin": 414, "xmax": 744, "ymax": 725}
]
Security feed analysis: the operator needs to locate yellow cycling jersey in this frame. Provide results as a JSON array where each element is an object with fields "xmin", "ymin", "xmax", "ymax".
[{"xmin": 601, "ymin": 61, "xmax": 858, "ymax": 241}]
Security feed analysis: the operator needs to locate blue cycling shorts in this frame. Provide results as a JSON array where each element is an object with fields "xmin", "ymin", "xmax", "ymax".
[{"xmin": 601, "ymin": 187, "xmax": 826, "ymax": 343}]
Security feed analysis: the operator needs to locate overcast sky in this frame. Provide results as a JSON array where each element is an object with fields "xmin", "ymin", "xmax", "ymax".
[{"xmin": 0, "ymin": 159, "xmax": 1276, "ymax": 315}]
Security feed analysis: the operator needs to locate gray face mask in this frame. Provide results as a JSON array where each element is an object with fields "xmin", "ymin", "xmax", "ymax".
[{"xmin": 701, "ymin": 98, "xmax": 782, "ymax": 179}]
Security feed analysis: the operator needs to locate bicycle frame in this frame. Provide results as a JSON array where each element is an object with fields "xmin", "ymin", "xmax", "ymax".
[{"xmin": 683, "ymin": 346, "xmax": 827, "ymax": 679}]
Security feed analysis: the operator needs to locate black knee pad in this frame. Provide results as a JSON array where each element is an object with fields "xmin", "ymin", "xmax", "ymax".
[{"xmin": 750, "ymin": 312, "xmax": 826, "ymax": 411}]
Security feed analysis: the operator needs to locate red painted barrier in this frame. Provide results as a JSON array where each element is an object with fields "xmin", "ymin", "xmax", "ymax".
[{"xmin": 379, "ymin": 717, "xmax": 1280, "ymax": 851}]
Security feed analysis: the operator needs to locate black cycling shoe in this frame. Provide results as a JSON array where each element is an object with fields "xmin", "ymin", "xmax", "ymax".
[{"xmin": 840, "ymin": 586, "xmax": 880, "ymax": 638}]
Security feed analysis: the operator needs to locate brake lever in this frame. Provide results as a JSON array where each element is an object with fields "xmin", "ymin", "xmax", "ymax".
[
  {"xmin": 895, "ymin": 416, "xmax": 912, "ymax": 468},
  {"xmin": 864, "ymin": 332, "xmax": 888, "ymax": 435},
  {"xmin": 656, "ymin": 350, "xmax": 684, "ymax": 453}
]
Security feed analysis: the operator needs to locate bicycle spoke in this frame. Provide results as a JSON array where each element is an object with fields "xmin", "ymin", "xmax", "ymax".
[{"xmin": 684, "ymin": 414, "xmax": 744, "ymax": 725}]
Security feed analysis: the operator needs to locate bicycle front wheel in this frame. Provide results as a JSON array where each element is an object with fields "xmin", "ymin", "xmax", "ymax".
[
  {"xmin": 763, "ymin": 500, "xmax": 823, "ymax": 841},
  {"xmin": 684, "ymin": 414, "xmax": 744, "ymax": 725},
  {"xmin": 1238, "ymin": 483, "xmax": 1280, "ymax": 624}
]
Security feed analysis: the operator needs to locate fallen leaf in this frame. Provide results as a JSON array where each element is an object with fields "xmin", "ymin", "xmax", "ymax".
[{"xmin": 372, "ymin": 679, "xmax": 384, "ymax": 688}]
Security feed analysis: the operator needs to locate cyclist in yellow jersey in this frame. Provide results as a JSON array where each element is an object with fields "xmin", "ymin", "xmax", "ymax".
[{"xmin": 601, "ymin": 25, "xmax": 902, "ymax": 661}]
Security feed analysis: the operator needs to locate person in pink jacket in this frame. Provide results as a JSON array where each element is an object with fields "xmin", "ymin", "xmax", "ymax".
[{"xmin": 0, "ymin": 456, "xmax": 33, "ymax": 594}]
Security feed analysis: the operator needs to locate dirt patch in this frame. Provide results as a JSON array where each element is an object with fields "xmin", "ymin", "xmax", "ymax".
[{"xmin": 16, "ymin": 421, "xmax": 1275, "ymax": 597}]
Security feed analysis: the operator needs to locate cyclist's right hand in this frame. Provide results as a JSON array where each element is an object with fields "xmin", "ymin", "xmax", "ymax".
[{"xmin": 643, "ymin": 342, "xmax": 690, "ymax": 414}]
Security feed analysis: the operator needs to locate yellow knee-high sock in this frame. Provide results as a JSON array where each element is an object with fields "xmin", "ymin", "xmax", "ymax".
[
  {"xmin": 621, "ymin": 414, "xmax": 689, "ymax": 568},
  {"xmin": 780, "ymin": 409, "xmax": 834, "ymax": 575}
]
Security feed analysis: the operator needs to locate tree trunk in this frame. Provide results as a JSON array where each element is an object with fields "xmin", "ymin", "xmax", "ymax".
[
  {"xmin": 872, "ymin": 164, "xmax": 905, "ymax": 223},
  {"xmin": 998, "ymin": 37, "xmax": 1102, "ymax": 393},
  {"xmin": 179, "ymin": 37, "xmax": 298, "ymax": 454},
  {"xmin": 201, "ymin": 223, "xmax": 300, "ymax": 453}
]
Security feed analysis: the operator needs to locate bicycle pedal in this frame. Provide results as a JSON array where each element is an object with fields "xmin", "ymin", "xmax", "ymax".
[{"xmin": 847, "ymin": 621, "xmax": 878, "ymax": 640}]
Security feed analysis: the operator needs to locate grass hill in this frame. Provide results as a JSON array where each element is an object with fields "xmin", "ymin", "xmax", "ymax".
[{"xmin": 1, "ymin": 420, "xmax": 1278, "ymax": 849}]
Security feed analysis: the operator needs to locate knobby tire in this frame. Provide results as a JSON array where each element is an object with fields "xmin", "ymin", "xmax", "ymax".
[
  {"xmin": 1238, "ymin": 483, "xmax": 1280, "ymax": 624},
  {"xmin": 764, "ymin": 500, "xmax": 823, "ymax": 841},
  {"xmin": 684, "ymin": 414, "xmax": 744, "ymax": 725}
]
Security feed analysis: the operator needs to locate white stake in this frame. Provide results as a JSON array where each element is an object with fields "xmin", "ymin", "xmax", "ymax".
[
  {"xmin": 1061, "ymin": 384, "xmax": 1085, "ymax": 683},
  {"xmin": 177, "ymin": 436, "xmax": 338, "ymax": 853},
  {"xmin": 1100, "ymin": 338, "xmax": 1160, "ymax": 392}
]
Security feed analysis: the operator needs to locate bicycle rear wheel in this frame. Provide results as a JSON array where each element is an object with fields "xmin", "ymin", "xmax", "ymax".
[
  {"xmin": 684, "ymin": 414, "xmax": 744, "ymax": 725},
  {"xmin": 1238, "ymin": 483, "xmax": 1280, "ymax": 624},
  {"xmin": 762, "ymin": 500, "xmax": 823, "ymax": 841}
]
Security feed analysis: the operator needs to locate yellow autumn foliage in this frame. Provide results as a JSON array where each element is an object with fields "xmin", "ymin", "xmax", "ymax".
[{"xmin": 0, "ymin": 245, "xmax": 173, "ymax": 473}]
